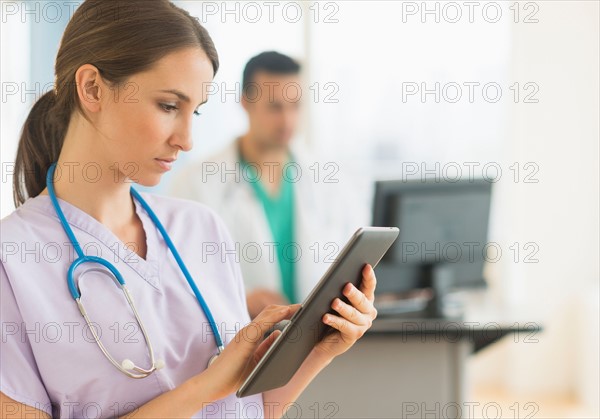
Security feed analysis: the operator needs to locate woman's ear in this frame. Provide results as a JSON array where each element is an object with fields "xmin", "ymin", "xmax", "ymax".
[{"xmin": 74, "ymin": 64, "xmax": 104, "ymax": 114}]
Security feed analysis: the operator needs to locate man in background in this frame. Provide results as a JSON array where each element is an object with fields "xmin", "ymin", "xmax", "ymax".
[{"xmin": 169, "ymin": 51, "xmax": 368, "ymax": 318}]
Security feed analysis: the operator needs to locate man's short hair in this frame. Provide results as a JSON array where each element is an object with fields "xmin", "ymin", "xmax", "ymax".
[{"xmin": 242, "ymin": 51, "xmax": 301, "ymax": 97}]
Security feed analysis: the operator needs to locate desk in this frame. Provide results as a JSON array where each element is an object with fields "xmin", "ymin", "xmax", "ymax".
[{"xmin": 293, "ymin": 314, "xmax": 541, "ymax": 419}]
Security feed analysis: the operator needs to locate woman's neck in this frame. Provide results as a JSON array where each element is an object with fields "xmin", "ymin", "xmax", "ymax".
[
  {"xmin": 36, "ymin": 115, "xmax": 149, "ymax": 260},
  {"xmin": 38, "ymin": 159, "xmax": 148, "ymax": 260},
  {"xmin": 39, "ymin": 157, "xmax": 138, "ymax": 237}
]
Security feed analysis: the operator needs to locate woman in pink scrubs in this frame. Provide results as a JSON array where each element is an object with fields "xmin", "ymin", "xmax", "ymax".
[{"xmin": 0, "ymin": 1, "xmax": 378, "ymax": 418}]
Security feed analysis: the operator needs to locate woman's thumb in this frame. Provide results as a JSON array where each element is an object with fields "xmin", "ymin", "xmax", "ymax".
[{"xmin": 253, "ymin": 329, "xmax": 282, "ymax": 364}]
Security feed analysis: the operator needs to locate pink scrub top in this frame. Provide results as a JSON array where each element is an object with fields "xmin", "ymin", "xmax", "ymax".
[{"xmin": 0, "ymin": 192, "xmax": 264, "ymax": 418}]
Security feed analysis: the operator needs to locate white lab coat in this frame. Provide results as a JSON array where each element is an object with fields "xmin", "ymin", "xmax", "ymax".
[{"xmin": 168, "ymin": 138, "xmax": 370, "ymax": 302}]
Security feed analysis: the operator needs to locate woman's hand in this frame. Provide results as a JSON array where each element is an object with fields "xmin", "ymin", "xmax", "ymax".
[
  {"xmin": 246, "ymin": 288, "xmax": 290, "ymax": 319},
  {"xmin": 201, "ymin": 303, "xmax": 302, "ymax": 401},
  {"xmin": 312, "ymin": 264, "xmax": 378, "ymax": 360},
  {"xmin": 200, "ymin": 264, "xmax": 377, "ymax": 401}
]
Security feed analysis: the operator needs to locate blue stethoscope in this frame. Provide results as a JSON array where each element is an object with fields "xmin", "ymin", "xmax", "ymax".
[{"xmin": 46, "ymin": 162, "xmax": 224, "ymax": 378}]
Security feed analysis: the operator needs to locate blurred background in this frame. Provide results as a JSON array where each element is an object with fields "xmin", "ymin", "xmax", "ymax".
[{"xmin": 1, "ymin": 1, "xmax": 598, "ymax": 417}]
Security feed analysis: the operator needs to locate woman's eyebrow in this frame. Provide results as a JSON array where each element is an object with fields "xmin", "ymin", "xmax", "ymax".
[{"xmin": 157, "ymin": 89, "xmax": 207, "ymax": 107}]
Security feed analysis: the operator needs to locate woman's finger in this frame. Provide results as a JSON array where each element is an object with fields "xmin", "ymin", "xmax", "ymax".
[
  {"xmin": 288, "ymin": 303, "xmax": 302, "ymax": 315},
  {"xmin": 330, "ymin": 297, "xmax": 370, "ymax": 327},
  {"xmin": 342, "ymin": 282, "xmax": 374, "ymax": 316},
  {"xmin": 253, "ymin": 329, "xmax": 281, "ymax": 364},
  {"xmin": 241, "ymin": 304, "xmax": 291, "ymax": 345},
  {"xmin": 323, "ymin": 313, "xmax": 365, "ymax": 340},
  {"xmin": 359, "ymin": 264, "xmax": 377, "ymax": 302}
]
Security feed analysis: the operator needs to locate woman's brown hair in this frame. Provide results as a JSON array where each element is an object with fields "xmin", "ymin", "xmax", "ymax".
[{"xmin": 13, "ymin": 0, "xmax": 219, "ymax": 207}]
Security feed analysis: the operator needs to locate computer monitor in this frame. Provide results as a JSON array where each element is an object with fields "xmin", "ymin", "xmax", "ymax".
[{"xmin": 372, "ymin": 178, "xmax": 492, "ymax": 317}]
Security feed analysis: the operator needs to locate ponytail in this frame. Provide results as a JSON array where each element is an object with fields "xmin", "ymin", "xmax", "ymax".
[{"xmin": 13, "ymin": 89, "xmax": 69, "ymax": 207}]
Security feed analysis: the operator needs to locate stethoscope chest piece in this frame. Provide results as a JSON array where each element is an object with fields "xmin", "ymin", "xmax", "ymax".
[
  {"xmin": 207, "ymin": 353, "xmax": 219, "ymax": 367},
  {"xmin": 207, "ymin": 345, "xmax": 224, "ymax": 367}
]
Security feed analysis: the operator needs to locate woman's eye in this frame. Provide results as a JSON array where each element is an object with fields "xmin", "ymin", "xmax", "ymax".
[
  {"xmin": 160, "ymin": 103, "xmax": 178, "ymax": 112},
  {"xmin": 161, "ymin": 103, "xmax": 201, "ymax": 116}
]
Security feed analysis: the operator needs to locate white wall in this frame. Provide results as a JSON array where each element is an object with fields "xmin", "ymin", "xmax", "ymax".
[
  {"xmin": 1, "ymin": 5, "xmax": 31, "ymax": 218},
  {"xmin": 469, "ymin": 1, "xmax": 599, "ymax": 414},
  {"xmin": 306, "ymin": 1, "xmax": 510, "ymax": 172}
]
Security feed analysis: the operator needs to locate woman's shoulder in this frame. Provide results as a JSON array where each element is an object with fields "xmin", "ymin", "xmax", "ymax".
[
  {"xmin": 140, "ymin": 190, "xmax": 214, "ymax": 213},
  {"xmin": 137, "ymin": 191, "xmax": 232, "ymax": 239},
  {"xmin": 0, "ymin": 196, "xmax": 68, "ymax": 281},
  {"xmin": 138, "ymin": 192, "xmax": 241, "ymax": 276},
  {"xmin": 0, "ymin": 195, "xmax": 54, "ymax": 240},
  {"xmin": 138, "ymin": 191, "xmax": 219, "ymax": 219}
]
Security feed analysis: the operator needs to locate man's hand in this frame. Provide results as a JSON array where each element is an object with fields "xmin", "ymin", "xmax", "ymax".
[{"xmin": 246, "ymin": 288, "xmax": 289, "ymax": 319}]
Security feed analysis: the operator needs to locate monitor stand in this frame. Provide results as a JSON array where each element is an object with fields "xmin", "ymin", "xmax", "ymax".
[{"xmin": 421, "ymin": 263, "xmax": 463, "ymax": 319}]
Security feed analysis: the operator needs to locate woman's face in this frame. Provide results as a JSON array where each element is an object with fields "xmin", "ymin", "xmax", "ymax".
[{"xmin": 94, "ymin": 47, "xmax": 214, "ymax": 186}]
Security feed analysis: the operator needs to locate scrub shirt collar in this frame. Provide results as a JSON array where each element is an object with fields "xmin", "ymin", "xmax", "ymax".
[{"xmin": 21, "ymin": 192, "xmax": 164, "ymax": 291}]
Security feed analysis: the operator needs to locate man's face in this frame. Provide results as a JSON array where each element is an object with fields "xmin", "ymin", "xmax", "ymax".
[{"xmin": 243, "ymin": 71, "xmax": 301, "ymax": 150}]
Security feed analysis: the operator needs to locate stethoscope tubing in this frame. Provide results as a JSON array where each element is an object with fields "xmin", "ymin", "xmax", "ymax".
[{"xmin": 45, "ymin": 162, "xmax": 224, "ymax": 377}]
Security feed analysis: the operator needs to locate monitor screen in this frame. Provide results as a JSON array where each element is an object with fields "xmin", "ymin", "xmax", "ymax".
[{"xmin": 373, "ymin": 179, "xmax": 492, "ymax": 294}]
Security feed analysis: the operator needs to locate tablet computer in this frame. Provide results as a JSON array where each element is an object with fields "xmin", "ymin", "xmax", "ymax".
[{"xmin": 236, "ymin": 226, "xmax": 399, "ymax": 398}]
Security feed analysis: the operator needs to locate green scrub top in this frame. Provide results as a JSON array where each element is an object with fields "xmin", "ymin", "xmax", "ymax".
[{"xmin": 239, "ymin": 151, "xmax": 297, "ymax": 304}]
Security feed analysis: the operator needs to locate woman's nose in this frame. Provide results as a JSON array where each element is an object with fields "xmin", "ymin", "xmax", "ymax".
[{"xmin": 170, "ymin": 120, "xmax": 193, "ymax": 151}]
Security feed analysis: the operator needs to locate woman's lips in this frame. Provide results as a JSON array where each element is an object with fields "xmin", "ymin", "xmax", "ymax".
[{"xmin": 155, "ymin": 158, "xmax": 174, "ymax": 171}]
